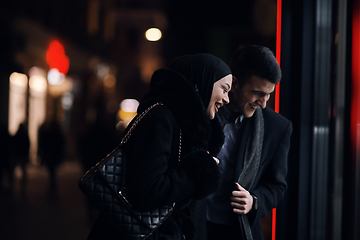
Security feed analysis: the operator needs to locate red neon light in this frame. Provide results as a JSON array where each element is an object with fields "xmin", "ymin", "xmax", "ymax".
[
  {"xmin": 272, "ymin": 1, "xmax": 282, "ymax": 240},
  {"xmin": 272, "ymin": 208, "xmax": 277, "ymax": 240},
  {"xmin": 275, "ymin": 0, "xmax": 282, "ymax": 114},
  {"xmin": 275, "ymin": 84, "xmax": 280, "ymax": 113},
  {"xmin": 276, "ymin": 0, "xmax": 282, "ymax": 66},
  {"xmin": 351, "ymin": 0, "xmax": 360, "ymax": 154},
  {"xmin": 46, "ymin": 39, "xmax": 70, "ymax": 75}
]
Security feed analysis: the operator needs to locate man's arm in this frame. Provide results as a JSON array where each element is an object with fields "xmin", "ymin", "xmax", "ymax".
[
  {"xmin": 230, "ymin": 119, "xmax": 292, "ymax": 223},
  {"xmin": 249, "ymin": 120, "xmax": 293, "ymax": 222}
]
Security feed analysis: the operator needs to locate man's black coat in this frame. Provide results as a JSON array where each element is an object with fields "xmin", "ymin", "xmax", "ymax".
[
  {"xmin": 207, "ymin": 106, "xmax": 292, "ymax": 240},
  {"xmin": 243, "ymin": 107, "xmax": 292, "ymax": 240}
]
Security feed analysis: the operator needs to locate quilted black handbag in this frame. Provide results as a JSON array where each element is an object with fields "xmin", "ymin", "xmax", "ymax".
[{"xmin": 79, "ymin": 102, "xmax": 181, "ymax": 240}]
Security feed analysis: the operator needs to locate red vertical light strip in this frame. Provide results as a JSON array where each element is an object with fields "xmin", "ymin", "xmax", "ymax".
[
  {"xmin": 272, "ymin": 208, "xmax": 277, "ymax": 240},
  {"xmin": 275, "ymin": 0, "xmax": 282, "ymax": 114},
  {"xmin": 351, "ymin": 0, "xmax": 360, "ymax": 167},
  {"xmin": 273, "ymin": 1, "xmax": 282, "ymax": 240}
]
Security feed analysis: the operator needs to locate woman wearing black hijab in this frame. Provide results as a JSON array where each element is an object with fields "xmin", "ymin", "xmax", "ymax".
[{"xmin": 87, "ymin": 54, "xmax": 232, "ymax": 240}]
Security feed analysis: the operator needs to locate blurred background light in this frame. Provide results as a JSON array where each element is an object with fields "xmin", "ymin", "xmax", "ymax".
[
  {"xmin": 9, "ymin": 72, "xmax": 28, "ymax": 88},
  {"xmin": 29, "ymin": 75, "xmax": 47, "ymax": 93},
  {"xmin": 120, "ymin": 98, "xmax": 139, "ymax": 112},
  {"xmin": 103, "ymin": 74, "xmax": 116, "ymax": 89},
  {"xmin": 62, "ymin": 92, "xmax": 74, "ymax": 110},
  {"xmin": 118, "ymin": 99, "xmax": 139, "ymax": 121},
  {"xmin": 48, "ymin": 77, "xmax": 73, "ymax": 97},
  {"xmin": 8, "ymin": 72, "xmax": 28, "ymax": 136},
  {"xmin": 28, "ymin": 71, "xmax": 47, "ymax": 164},
  {"xmin": 29, "ymin": 67, "xmax": 46, "ymax": 78},
  {"xmin": 46, "ymin": 39, "xmax": 70, "ymax": 75},
  {"xmin": 96, "ymin": 62, "xmax": 110, "ymax": 79},
  {"xmin": 145, "ymin": 28, "xmax": 162, "ymax": 41},
  {"xmin": 48, "ymin": 68, "xmax": 65, "ymax": 85}
]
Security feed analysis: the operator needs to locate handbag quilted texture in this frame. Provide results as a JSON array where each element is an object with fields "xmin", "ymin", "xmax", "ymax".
[{"xmin": 79, "ymin": 102, "xmax": 176, "ymax": 240}]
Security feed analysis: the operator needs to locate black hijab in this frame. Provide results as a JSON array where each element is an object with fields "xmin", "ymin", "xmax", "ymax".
[{"xmin": 169, "ymin": 54, "xmax": 231, "ymax": 108}]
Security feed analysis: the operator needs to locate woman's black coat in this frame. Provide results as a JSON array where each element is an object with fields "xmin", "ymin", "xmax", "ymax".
[{"xmin": 87, "ymin": 68, "xmax": 224, "ymax": 240}]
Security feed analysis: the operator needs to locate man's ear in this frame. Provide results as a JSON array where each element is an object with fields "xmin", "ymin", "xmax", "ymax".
[{"xmin": 232, "ymin": 76, "xmax": 238, "ymax": 89}]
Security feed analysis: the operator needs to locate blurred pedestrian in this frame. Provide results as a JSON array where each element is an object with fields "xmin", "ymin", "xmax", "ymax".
[
  {"xmin": 38, "ymin": 118, "xmax": 65, "ymax": 195},
  {"xmin": 11, "ymin": 122, "xmax": 30, "ymax": 190},
  {"xmin": 0, "ymin": 123, "xmax": 11, "ymax": 192}
]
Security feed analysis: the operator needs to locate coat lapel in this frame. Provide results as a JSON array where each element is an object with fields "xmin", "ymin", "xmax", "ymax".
[{"xmin": 234, "ymin": 117, "xmax": 251, "ymax": 181}]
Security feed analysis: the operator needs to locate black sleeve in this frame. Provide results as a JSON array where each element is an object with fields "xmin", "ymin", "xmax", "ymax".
[
  {"xmin": 249, "ymin": 120, "xmax": 293, "ymax": 225},
  {"xmin": 124, "ymin": 108, "xmax": 220, "ymax": 211}
]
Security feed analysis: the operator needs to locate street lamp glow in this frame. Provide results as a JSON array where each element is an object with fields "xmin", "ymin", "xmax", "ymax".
[{"xmin": 145, "ymin": 28, "xmax": 162, "ymax": 41}]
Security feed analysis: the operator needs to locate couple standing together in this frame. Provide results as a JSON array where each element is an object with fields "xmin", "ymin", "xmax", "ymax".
[{"xmin": 87, "ymin": 45, "xmax": 293, "ymax": 240}]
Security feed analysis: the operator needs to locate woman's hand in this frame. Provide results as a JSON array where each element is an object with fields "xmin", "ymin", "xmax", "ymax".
[
  {"xmin": 207, "ymin": 151, "xmax": 219, "ymax": 164},
  {"xmin": 212, "ymin": 156, "xmax": 220, "ymax": 164}
]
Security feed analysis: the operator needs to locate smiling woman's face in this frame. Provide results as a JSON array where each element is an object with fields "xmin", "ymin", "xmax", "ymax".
[
  {"xmin": 232, "ymin": 75, "xmax": 275, "ymax": 118},
  {"xmin": 206, "ymin": 74, "xmax": 232, "ymax": 119}
]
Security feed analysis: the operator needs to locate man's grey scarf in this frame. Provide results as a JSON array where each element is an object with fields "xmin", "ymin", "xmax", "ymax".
[{"xmin": 236, "ymin": 107, "xmax": 264, "ymax": 240}]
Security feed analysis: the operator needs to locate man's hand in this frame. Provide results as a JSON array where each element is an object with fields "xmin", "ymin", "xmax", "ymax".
[{"xmin": 230, "ymin": 183, "xmax": 253, "ymax": 215}]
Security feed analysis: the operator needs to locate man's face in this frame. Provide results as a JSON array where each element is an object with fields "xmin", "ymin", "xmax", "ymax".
[{"xmin": 230, "ymin": 75, "xmax": 275, "ymax": 118}]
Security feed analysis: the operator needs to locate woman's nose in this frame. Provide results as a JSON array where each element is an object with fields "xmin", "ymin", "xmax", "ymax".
[{"xmin": 223, "ymin": 94, "xmax": 230, "ymax": 104}]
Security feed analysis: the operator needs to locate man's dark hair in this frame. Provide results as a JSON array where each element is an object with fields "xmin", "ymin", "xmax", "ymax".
[{"xmin": 229, "ymin": 45, "xmax": 282, "ymax": 85}]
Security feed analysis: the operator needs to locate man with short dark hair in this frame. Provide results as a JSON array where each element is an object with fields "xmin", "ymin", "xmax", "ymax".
[{"xmin": 206, "ymin": 45, "xmax": 293, "ymax": 240}]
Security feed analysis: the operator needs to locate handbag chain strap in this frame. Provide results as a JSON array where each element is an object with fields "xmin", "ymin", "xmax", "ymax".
[{"xmin": 120, "ymin": 102, "xmax": 182, "ymax": 162}]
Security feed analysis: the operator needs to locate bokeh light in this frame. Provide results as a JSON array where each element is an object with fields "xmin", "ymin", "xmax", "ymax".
[
  {"xmin": 118, "ymin": 99, "xmax": 139, "ymax": 120},
  {"xmin": 29, "ymin": 75, "xmax": 47, "ymax": 93},
  {"xmin": 46, "ymin": 40, "xmax": 70, "ymax": 75},
  {"xmin": 9, "ymin": 72, "xmax": 28, "ymax": 88},
  {"xmin": 145, "ymin": 28, "xmax": 162, "ymax": 41},
  {"xmin": 48, "ymin": 68, "xmax": 65, "ymax": 85}
]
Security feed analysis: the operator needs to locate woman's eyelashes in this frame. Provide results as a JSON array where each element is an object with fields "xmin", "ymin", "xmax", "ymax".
[{"xmin": 222, "ymin": 85, "xmax": 230, "ymax": 93}]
